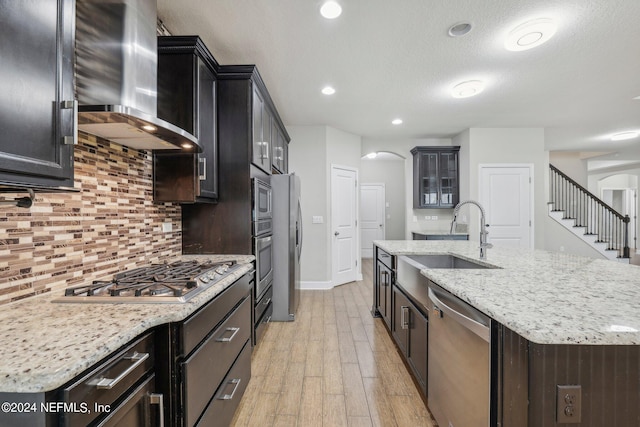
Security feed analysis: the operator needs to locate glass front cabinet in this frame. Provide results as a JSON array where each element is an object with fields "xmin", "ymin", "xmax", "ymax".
[{"xmin": 411, "ymin": 146, "xmax": 460, "ymax": 209}]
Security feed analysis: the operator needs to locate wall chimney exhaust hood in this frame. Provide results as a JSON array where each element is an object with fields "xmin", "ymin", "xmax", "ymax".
[{"xmin": 75, "ymin": 0, "xmax": 201, "ymax": 152}]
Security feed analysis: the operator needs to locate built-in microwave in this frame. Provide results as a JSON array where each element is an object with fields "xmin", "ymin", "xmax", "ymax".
[
  {"xmin": 252, "ymin": 178, "xmax": 272, "ymax": 222},
  {"xmin": 254, "ymin": 235, "xmax": 273, "ymax": 300}
]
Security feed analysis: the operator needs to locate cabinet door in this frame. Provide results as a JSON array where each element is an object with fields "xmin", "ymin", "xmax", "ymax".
[
  {"xmin": 197, "ymin": 60, "xmax": 218, "ymax": 199},
  {"xmin": 282, "ymin": 140, "xmax": 289, "ymax": 173},
  {"xmin": 376, "ymin": 261, "xmax": 392, "ymax": 330},
  {"xmin": 392, "ymin": 285, "xmax": 409, "ymax": 356},
  {"xmin": 271, "ymin": 125, "xmax": 282, "ymax": 173},
  {"xmin": 417, "ymin": 152, "xmax": 439, "ymax": 208},
  {"xmin": 0, "ymin": 0, "xmax": 75, "ymax": 189},
  {"xmin": 252, "ymin": 86, "xmax": 264, "ymax": 169},
  {"xmin": 438, "ymin": 151, "xmax": 458, "ymax": 208},
  {"xmin": 261, "ymin": 108, "xmax": 272, "ymax": 173},
  {"xmin": 407, "ymin": 306, "xmax": 428, "ymax": 396}
]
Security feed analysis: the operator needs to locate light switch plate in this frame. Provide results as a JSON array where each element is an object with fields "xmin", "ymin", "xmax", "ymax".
[
  {"xmin": 162, "ymin": 222, "xmax": 172, "ymax": 233},
  {"xmin": 312, "ymin": 216, "xmax": 324, "ymax": 224}
]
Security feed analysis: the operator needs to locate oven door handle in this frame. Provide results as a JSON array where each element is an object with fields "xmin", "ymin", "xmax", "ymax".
[
  {"xmin": 215, "ymin": 327, "xmax": 240, "ymax": 342},
  {"xmin": 92, "ymin": 352, "xmax": 150, "ymax": 389},
  {"xmin": 149, "ymin": 393, "xmax": 165, "ymax": 427}
]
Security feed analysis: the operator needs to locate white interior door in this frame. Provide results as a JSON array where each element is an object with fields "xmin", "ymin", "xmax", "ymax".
[
  {"xmin": 479, "ymin": 165, "xmax": 533, "ymax": 248},
  {"xmin": 360, "ymin": 184, "xmax": 385, "ymax": 258},
  {"xmin": 331, "ymin": 165, "xmax": 358, "ymax": 286}
]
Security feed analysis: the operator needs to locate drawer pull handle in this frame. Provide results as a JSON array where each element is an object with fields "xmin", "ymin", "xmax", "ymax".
[
  {"xmin": 216, "ymin": 378, "xmax": 241, "ymax": 400},
  {"xmin": 262, "ymin": 297, "xmax": 272, "ymax": 306},
  {"xmin": 216, "ymin": 327, "xmax": 240, "ymax": 342},
  {"xmin": 149, "ymin": 393, "xmax": 165, "ymax": 427},
  {"xmin": 92, "ymin": 352, "xmax": 149, "ymax": 389}
]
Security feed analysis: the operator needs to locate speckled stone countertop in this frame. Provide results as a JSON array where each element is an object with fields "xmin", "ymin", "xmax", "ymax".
[
  {"xmin": 0, "ymin": 255, "xmax": 254, "ymax": 393},
  {"xmin": 374, "ymin": 240, "xmax": 640, "ymax": 346}
]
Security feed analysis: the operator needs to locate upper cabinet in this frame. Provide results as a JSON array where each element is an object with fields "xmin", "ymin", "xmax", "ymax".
[
  {"xmin": 0, "ymin": 0, "xmax": 75, "ymax": 190},
  {"xmin": 154, "ymin": 36, "xmax": 219, "ymax": 203},
  {"xmin": 271, "ymin": 123, "xmax": 289, "ymax": 174},
  {"xmin": 411, "ymin": 146, "xmax": 460, "ymax": 209}
]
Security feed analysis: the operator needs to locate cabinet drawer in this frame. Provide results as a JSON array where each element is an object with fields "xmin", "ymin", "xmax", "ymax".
[
  {"xmin": 182, "ymin": 296, "xmax": 251, "ymax": 427},
  {"xmin": 196, "ymin": 339, "xmax": 251, "ymax": 427},
  {"xmin": 254, "ymin": 285, "xmax": 273, "ymax": 323},
  {"xmin": 254, "ymin": 302, "xmax": 273, "ymax": 345},
  {"xmin": 63, "ymin": 332, "xmax": 155, "ymax": 427},
  {"xmin": 377, "ymin": 248, "xmax": 394, "ymax": 270},
  {"xmin": 94, "ymin": 374, "xmax": 161, "ymax": 427},
  {"xmin": 182, "ymin": 271, "xmax": 252, "ymax": 356}
]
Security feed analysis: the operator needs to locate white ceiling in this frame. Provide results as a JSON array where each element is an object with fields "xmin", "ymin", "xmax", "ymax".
[{"xmin": 157, "ymin": 0, "xmax": 640, "ymax": 160}]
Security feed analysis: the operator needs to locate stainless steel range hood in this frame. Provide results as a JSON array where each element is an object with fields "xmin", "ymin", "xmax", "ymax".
[{"xmin": 75, "ymin": 0, "xmax": 200, "ymax": 152}]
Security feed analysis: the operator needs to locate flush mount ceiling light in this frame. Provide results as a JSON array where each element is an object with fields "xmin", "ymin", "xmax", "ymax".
[
  {"xmin": 505, "ymin": 18, "xmax": 557, "ymax": 51},
  {"xmin": 448, "ymin": 22, "xmax": 473, "ymax": 37},
  {"xmin": 320, "ymin": 1, "xmax": 342, "ymax": 19},
  {"xmin": 451, "ymin": 80, "xmax": 485, "ymax": 98},
  {"xmin": 611, "ymin": 131, "xmax": 639, "ymax": 141},
  {"xmin": 321, "ymin": 86, "xmax": 336, "ymax": 95},
  {"xmin": 366, "ymin": 152, "xmax": 378, "ymax": 159},
  {"xmin": 392, "ymin": 118, "xmax": 403, "ymax": 125}
]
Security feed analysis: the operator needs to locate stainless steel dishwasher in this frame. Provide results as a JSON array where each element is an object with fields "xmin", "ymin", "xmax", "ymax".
[{"xmin": 427, "ymin": 282, "xmax": 491, "ymax": 427}]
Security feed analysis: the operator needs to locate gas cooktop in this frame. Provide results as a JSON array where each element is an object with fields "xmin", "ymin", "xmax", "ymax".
[{"xmin": 54, "ymin": 260, "xmax": 242, "ymax": 303}]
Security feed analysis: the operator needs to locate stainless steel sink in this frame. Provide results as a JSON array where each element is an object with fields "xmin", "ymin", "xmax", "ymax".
[{"xmin": 406, "ymin": 254, "xmax": 494, "ymax": 269}]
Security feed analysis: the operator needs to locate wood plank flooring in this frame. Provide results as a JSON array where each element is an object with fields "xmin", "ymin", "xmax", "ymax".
[{"xmin": 231, "ymin": 259, "xmax": 436, "ymax": 427}]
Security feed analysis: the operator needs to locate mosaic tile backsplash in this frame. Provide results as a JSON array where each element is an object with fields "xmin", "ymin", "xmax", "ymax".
[{"xmin": 0, "ymin": 132, "xmax": 182, "ymax": 305}]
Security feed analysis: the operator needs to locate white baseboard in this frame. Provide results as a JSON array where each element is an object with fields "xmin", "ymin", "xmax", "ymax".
[
  {"xmin": 356, "ymin": 273, "xmax": 363, "ymax": 281},
  {"xmin": 300, "ymin": 280, "xmax": 333, "ymax": 290}
]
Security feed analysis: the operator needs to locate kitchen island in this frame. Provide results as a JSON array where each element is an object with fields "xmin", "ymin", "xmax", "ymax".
[{"xmin": 373, "ymin": 240, "xmax": 640, "ymax": 426}]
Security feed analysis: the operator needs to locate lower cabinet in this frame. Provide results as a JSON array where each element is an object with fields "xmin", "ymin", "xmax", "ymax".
[
  {"xmin": 392, "ymin": 285, "xmax": 428, "ymax": 396},
  {"xmin": 376, "ymin": 259, "xmax": 393, "ymax": 330}
]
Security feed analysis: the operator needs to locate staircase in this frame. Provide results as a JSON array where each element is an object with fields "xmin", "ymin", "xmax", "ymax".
[{"xmin": 549, "ymin": 164, "xmax": 631, "ymax": 262}]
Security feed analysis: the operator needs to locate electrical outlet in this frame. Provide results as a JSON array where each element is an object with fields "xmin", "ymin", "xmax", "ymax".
[
  {"xmin": 413, "ymin": 215, "xmax": 418, "ymax": 222},
  {"xmin": 162, "ymin": 222, "xmax": 172, "ymax": 233},
  {"xmin": 425, "ymin": 216, "xmax": 431, "ymax": 220},
  {"xmin": 556, "ymin": 385, "xmax": 581, "ymax": 423},
  {"xmin": 432, "ymin": 215, "xmax": 438, "ymax": 220}
]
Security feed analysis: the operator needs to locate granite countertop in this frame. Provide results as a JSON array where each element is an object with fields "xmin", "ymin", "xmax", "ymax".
[
  {"xmin": 0, "ymin": 255, "xmax": 254, "ymax": 393},
  {"xmin": 374, "ymin": 240, "xmax": 640, "ymax": 346}
]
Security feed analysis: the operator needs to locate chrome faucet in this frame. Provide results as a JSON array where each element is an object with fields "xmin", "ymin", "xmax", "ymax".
[{"xmin": 450, "ymin": 200, "xmax": 493, "ymax": 259}]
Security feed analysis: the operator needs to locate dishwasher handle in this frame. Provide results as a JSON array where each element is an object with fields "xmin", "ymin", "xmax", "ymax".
[{"xmin": 428, "ymin": 287, "xmax": 490, "ymax": 342}]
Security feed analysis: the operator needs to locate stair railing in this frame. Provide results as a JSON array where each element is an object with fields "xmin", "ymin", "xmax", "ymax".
[{"xmin": 549, "ymin": 164, "xmax": 630, "ymax": 259}]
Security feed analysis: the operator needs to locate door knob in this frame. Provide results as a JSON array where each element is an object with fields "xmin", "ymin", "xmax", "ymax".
[
  {"xmin": 379, "ymin": 224, "xmax": 383, "ymax": 227},
  {"xmin": 334, "ymin": 231, "xmax": 340, "ymax": 236}
]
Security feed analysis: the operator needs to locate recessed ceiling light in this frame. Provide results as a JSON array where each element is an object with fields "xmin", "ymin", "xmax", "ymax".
[
  {"xmin": 321, "ymin": 86, "xmax": 336, "ymax": 95},
  {"xmin": 320, "ymin": 1, "xmax": 342, "ymax": 19},
  {"xmin": 448, "ymin": 22, "xmax": 472, "ymax": 37},
  {"xmin": 392, "ymin": 119, "xmax": 403, "ymax": 125},
  {"xmin": 181, "ymin": 143, "xmax": 193, "ymax": 149},
  {"xmin": 611, "ymin": 131, "xmax": 639, "ymax": 141},
  {"xmin": 366, "ymin": 152, "xmax": 378, "ymax": 159},
  {"xmin": 505, "ymin": 18, "xmax": 557, "ymax": 51},
  {"xmin": 451, "ymin": 80, "xmax": 485, "ymax": 98}
]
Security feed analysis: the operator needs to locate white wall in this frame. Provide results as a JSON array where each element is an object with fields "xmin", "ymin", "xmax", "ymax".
[
  {"xmin": 287, "ymin": 125, "xmax": 362, "ymax": 286},
  {"xmin": 461, "ymin": 128, "xmax": 548, "ymax": 249},
  {"xmin": 287, "ymin": 126, "xmax": 329, "ymax": 283},
  {"xmin": 550, "ymin": 152, "xmax": 588, "ymax": 187},
  {"xmin": 360, "ymin": 157, "xmax": 405, "ymax": 239},
  {"xmin": 361, "ymin": 137, "xmax": 454, "ymax": 238}
]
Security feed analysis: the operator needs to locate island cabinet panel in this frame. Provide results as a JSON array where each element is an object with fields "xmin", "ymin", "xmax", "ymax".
[
  {"xmin": 374, "ymin": 247, "xmax": 394, "ymax": 329},
  {"xmin": 391, "ymin": 284, "xmax": 428, "ymax": 396},
  {"xmin": 500, "ymin": 327, "xmax": 640, "ymax": 427}
]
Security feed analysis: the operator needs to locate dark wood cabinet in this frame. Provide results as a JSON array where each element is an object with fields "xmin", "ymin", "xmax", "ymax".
[
  {"xmin": 374, "ymin": 248, "xmax": 394, "ymax": 330},
  {"xmin": 0, "ymin": 0, "xmax": 75, "ymax": 191},
  {"xmin": 182, "ymin": 65, "xmax": 287, "ymax": 255},
  {"xmin": 271, "ymin": 121, "xmax": 289, "ymax": 173},
  {"xmin": 154, "ymin": 36, "xmax": 219, "ymax": 203},
  {"xmin": 392, "ymin": 284, "xmax": 428, "ymax": 396},
  {"xmin": 411, "ymin": 146, "xmax": 460, "ymax": 209},
  {"xmin": 411, "ymin": 232, "xmax": 469, "ymax": 240}
]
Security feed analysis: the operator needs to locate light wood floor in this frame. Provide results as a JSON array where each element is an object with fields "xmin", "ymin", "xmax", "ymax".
[{"xmin": 231, "ymin": 259, "xmax": 436, "ymax": 427}]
